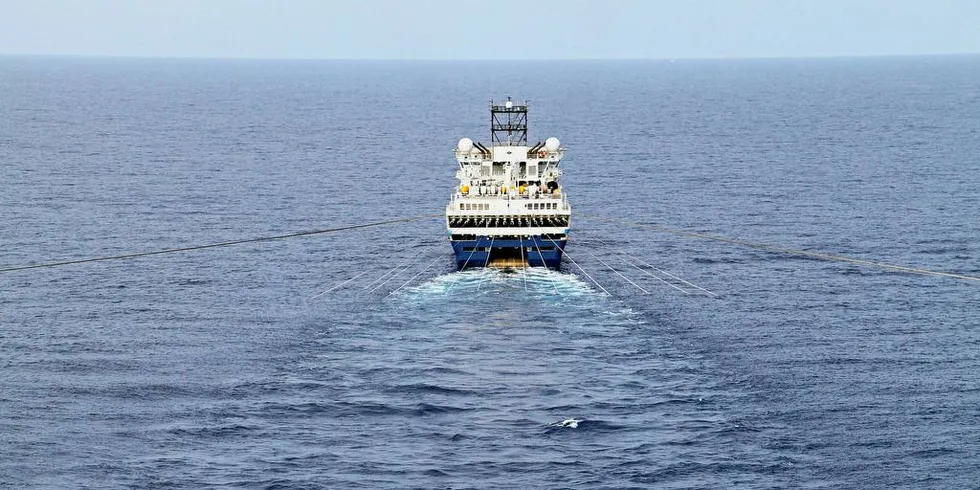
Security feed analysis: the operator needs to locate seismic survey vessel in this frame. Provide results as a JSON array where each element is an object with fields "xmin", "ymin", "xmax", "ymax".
[{"xmin": 446, "ymin": 98, "xmax": 570, "ymax": 270}]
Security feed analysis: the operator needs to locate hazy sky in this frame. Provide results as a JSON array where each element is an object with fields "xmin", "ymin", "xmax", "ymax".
[{"xmin": 1, "ymin": 0, "xmax": 978, "ymax": 59}]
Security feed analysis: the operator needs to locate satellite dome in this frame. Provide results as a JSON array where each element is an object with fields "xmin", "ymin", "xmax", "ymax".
[
  {"xmin": 544, "ymin": 137, "xmax": 561, "ymax": 152},
  {"xmin": 505, "ymin": 100, "xmax": 514, "ymax": 109},
  {"xmin": 457, "ymin": 137, "xmax": 474, "ymax": 152}
]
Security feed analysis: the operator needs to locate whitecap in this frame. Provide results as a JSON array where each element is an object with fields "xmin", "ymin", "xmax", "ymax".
[{"xmin": 549, "ymin": 418, "xmax": 584, "ymax": 429}]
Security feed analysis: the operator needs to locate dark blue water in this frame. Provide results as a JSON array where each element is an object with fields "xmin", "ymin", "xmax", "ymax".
[{"xmin": 2, "ymin": 56, "xmax": 979, "ymax": 488}]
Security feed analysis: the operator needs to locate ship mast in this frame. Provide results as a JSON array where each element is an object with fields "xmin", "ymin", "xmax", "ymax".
[{"xmin": 490, "ymin": 97, "xmax": 528, "ymax": 146}]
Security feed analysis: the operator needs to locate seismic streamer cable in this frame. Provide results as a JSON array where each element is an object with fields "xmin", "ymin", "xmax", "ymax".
[
  {"xmin": 0, "ymin": 214, "xmax": 441, "ymax": 274},
  {"xmin": 589, "ymin": 216, "xmax": 980, "ymax": 283}
]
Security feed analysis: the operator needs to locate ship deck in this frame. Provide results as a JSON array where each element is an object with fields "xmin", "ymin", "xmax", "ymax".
[{"xmin": 487, "ymin": 257, "xmax": 528, "ymax": 268}]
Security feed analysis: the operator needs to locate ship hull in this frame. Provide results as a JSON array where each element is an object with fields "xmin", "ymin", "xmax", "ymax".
[{"xmin": 450, "ymin": 235, "xmax": 566, "ymax": 270}]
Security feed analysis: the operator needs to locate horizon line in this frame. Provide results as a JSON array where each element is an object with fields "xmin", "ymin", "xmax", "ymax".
[{"xmin": 2, "ymin": 52, "xmax": 979, "ymax": 63}]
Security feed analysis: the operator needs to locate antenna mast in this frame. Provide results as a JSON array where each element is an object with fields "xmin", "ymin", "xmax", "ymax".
[{"xmin": 489, "ymin": 97, "xmax": 528, "ymax": 146}]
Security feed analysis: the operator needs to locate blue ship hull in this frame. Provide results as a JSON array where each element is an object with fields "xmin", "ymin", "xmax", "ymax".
[{"xmin": 450, "ymin": 235, "xmax": 566, "ymax": 270}]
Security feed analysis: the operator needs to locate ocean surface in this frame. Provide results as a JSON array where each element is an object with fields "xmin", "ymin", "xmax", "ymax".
[{"xmin": 2, "ymin": 56, "xmax": 979, "ymax": 488}]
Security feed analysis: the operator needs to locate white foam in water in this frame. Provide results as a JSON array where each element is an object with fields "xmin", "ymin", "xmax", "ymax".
[
  {"xmin": 398, "ymin": 267, "xmax": 597, "ymax": 298},
  {"xmin": 406, "ymin": 269, "xmax": 487, "ymax": 295},
  {"xmin": 549, "ymin": 418, "xmax": 584, "ymax": 429}
]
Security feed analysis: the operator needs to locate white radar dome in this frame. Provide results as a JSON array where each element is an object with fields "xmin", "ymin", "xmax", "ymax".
[
  {"xmin": 505, "ymin": 100, "xmax": 514, "ymax": 109},
  {"xmin": 457, "ymin": 137, "xmax": 474, "ymax": 152},
  {"xmin": 544, "ymin": 137, "xmax": 561, "ymax": 152}
]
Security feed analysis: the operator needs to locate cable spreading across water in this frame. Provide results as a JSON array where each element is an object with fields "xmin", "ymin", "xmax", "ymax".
[
  {"xmin": 0, "ymin": 214, "xmax": 441, "ymax": 273},
  {"xmin": 586, "ymin": 216, "xmax": 980, "ymax": 283},
  {"xmin": 6, "ymin": 211, "xmax": 977, "ymax": 285}
]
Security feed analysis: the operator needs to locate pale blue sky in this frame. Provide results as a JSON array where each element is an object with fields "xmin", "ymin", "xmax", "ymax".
[{"xmin": 1, "ymin": 0, "xmax": 978, "ymax": 59}]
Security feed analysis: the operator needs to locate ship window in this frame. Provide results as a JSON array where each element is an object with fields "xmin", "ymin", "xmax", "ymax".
[{"xmin": 459, "ymin": 204, "xmax": 464, "ymax": 210}]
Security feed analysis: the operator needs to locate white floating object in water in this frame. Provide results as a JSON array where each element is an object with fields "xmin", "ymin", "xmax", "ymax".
[{"xmin": 552, "ymin": 418, "xmax": 583, "ymax": 428}]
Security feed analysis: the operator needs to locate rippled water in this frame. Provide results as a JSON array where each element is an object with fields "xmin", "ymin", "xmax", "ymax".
[{"xmin": 2, "ymin": 56, "xmax": 979, "ymax": 488}]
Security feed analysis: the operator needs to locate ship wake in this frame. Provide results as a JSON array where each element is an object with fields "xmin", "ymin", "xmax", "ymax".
[{"xmin": 406, "ymin": 267, "xmax": 595, "ymax": 297}]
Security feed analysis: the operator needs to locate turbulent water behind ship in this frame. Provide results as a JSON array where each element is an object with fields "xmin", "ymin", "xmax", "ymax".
[{"xmin": 2, "ymin": 56, "xmax": 979, "ymax": 488}]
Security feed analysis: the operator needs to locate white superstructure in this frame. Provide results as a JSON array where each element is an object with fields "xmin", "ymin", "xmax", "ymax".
[{"xmin": 446, "ymin": 98, "xmax": 570, "ymax": 269}]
